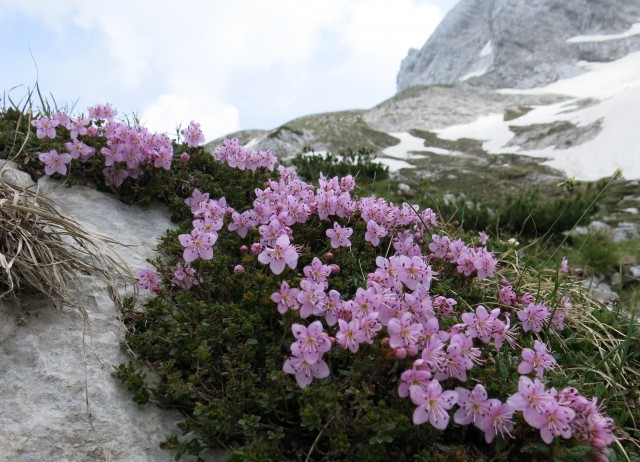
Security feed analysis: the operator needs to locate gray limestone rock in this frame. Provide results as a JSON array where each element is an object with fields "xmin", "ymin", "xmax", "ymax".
[
  {"xmin": 397, "ymin": 0, "xmax": 640, "ymax": 91},
  {"xmin": 0, "ymin": 173, "xmax": 210, "ymax": 461}
]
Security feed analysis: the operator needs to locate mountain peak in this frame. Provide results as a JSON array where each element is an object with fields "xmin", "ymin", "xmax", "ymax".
[{"xmin": 397, "ymin": 0, "xmax": 640, "ymax": 91}]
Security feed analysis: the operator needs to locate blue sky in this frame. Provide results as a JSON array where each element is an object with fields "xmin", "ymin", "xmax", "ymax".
[{"xmin": 0, "ymin": 0, "xmax": 458, "ymax": 140}]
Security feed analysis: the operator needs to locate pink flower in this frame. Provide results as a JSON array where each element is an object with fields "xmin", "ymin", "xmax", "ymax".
[
  {"xmin": 303, "ymin": 257, "xmax": 332, "ymax": 289},
  {"xmin": 326, "ymin": 221, "xmax": 353, "ymax": 248},
  {"xmin": 154, "ymin": 148, "xmax": 173, "ymax": 170},
  {"xmin": 433, "ymin": 295, "xmax": 457, "ymax": 317},
  {"xmin": 460, "ymin": 305, "xmax": 499, "ymax": 344},
  {"xmin": 429, "ymin": 234, "xmax": 450, "ymax": 258},
  {"xmin": 103, "ymin": 166, "xmax": 129, "ymax": 187},
  {"xmin": 433, "ymin": 341, "xmax": 469, "ymax": 382},
  {"xmin": 454, "ymin": 384, "xmax": 490, "ymax": 427},
  {"xmin": 271, "ymin": 281, "xmax": 301, "ymax": 314},
  {"xmin": 323, "ymin": 289, "xmax": 343, "ymax": 326},
  {"xmin": 586, "ymin": 413, "xmax": 616, "ymax": 450},
  {"xmin": 296, "ymin": 279, "xmax": 326, "ymax": 319},
  {"xmin": 398, "ymin": 365, "xmax": 432, "ymax": 398},
  {"xmin": 559, "ymin": 256, "xmax": 569, "ymax": 274},
  {"xmin": 68, "ymin": 118, "xmax": 90, "ymax": 139},
  {"xmin": 517, "ymin": 340, "xmax": 557, "ymax": 378},
  {"xmin": 531, "ymin": 400, "xmax": 576, "ymax": 444},
  {"xmin": 290, "ymin": 321, "xmax": 331, "ymax": 363},
  {"xmin": 180, "ymin": 152, "xmax": 190, "ymax": 163},
  {"xmin": 228, "ymin": 211, "xmax": 254, "ymax": 238},
  {"xmin": 32, "ymin": 116, "xmax": 59, "ymax": 139},
  {"xmin": 181, "ymin": 120, "xmax": 205, "ymax": 148},
  {"xmin": 336, "ymin": 318, "xmax": 363, "ymax": 353},
  {"xmin": 185, "ymin": 188, "xmax": 210, "ymax": 213},
  {"xmin": 498, "ymin": 285, "xmax": 519, "ymax": 307},
  {"xmin": 283, "ymin": 353, "xmax": 330, "ymax": 388},
  {"xmin": 39, "ymin": 150, "xmax": 72, "ymax": 176},
  {"xmin": 65, "ymin": 139, "xmax": 95, "ymax": 160},
  {"xmin": 359, "ymin": 312, "xmax": 382, "ymax": 344},
  {"xmin": 257, "ymin": 234, "xmax": 299, "ymax": 275},
  {"xmin": 397, "ymin": 255, "xmax": 432, "ymax": 291},
  {"xmin": 135, "ymin": 268, "xmax": 160, "ymax": 293},
  {"xmin": 178, "ymin": 229, "xmax": 217, "ymax": 262},
  {"xmin": 410, "ymin": 380, "xmax": 458, "ymax": 430},
  {"xmin": 387, "ymin": 312, "xmax": 424, "ymax": 349},
  {"xmin": 517, "ymin": 303, "xmax": 550, "ymax": 333},
  {"xmin": 474, "ymin": 248, "xmax": 498, "ymax": 279},
  {"xmin": 491, "ymin": 314, "xmax": 518, "ymax": 350},
  {"xmin": 478, "ymin": 399, "xmax": 515, "ymax": 443},
  {"xmin": 171, "ymin": 262, "xmax": 202, "ymax": 289},
  {"xmin": 478, "ymin": 231, "xmax": 489, "ymax": 245},
  {"xmin": 507, "ymin": 376, "xmax": 555, "ymax": 428},
  {"xmin": 364, "ymin": 220, "xmax": 387, "ymax": 246}
]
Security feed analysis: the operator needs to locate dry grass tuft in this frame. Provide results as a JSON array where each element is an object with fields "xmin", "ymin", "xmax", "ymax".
[{"xmin": 0, "ymin": 170, "xmax": 131, "ymax": 316}]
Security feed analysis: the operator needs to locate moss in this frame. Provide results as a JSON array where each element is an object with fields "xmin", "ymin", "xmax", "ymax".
[{"xmin": 503, "ymin": 106, "xmax": 533, "ymax": 121}]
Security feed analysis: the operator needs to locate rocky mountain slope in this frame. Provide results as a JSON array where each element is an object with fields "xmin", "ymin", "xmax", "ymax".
[
  {"xmin": 397, "ymin": 0, "xmax": 640, "ymax": 90},
  {"xmin": 210, "ymin": 0, "xmax": 640, "ymax": 185}
]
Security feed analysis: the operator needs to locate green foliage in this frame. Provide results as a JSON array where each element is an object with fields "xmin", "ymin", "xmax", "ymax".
[
  {"xmin": 3, "ymin": 104, "xmax": 639, "ymax": 461},
  {"xmin": 290, "ymin": 147, "xmax": 389, "ymax": 185},
  {"xmin": 436, "ymin": 184, "xmax": 604, "ymax": 238},
  {"xmin": 571, "ymin": 229, "xmax": 620, "ymax": 275}
]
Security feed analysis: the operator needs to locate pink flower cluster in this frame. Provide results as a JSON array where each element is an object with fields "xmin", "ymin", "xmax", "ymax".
[
  {"xmin": 180, "ymin": 120, "xmax": 205, "ymax": 148},
  {"xmin": 171, "ymin": 138, "xmax": 616, "ymax": 456},
  {"xmin": 178, "ymin": 196, "xmax": 227, "ymax": 262},
  {"xmin": 428, "ymin": 234, "xmax": 498, "ymax": 279},
  {"xmin": 33, "ymin": 105, "xmax": 213, "ymax": 185},
  {"xmin": 171, "ymin": 262, "xmax": 203, "ymax": 289},
  {"xmin": 99, "ymin": 119, "xmax": 175, "ymax": 185},
  {"xmin": 498, "ymin": 284, "xmax": 570, "ymax": 333},
  {"xmin": 283, "ymin": 321, "xmax": 331, "ymax": 387},
  {"xmin": 508, "ymin": 376, "xmax": 616, "ymax": 455},
  {"xmin": 214, "ymin": 137, "xmax": 277, "ymax": 171}
]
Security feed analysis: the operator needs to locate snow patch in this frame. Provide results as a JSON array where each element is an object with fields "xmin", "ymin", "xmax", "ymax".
[
  {"xmin": 459, "ymin": 66, "xmax": 489, "ymax": 82},
  {"xmin": 423, "ymin": 146, "xmax": 452, "ymax": 155},
  {"xmin": 480, "ymin": 40, "xmax": 493, "ymax": 57},
  {"xmin": 567, "ymin": 22, "xmax": 640, "ymax": 43},
  {"xmin": 430, "ymin": 50, "xmax": 640, "ymax": 180},
  {"xmin": 499, "ymin": 50, "xmax": 640, "ymax": 100},
  {"xmin": 376, "ymin": 158, "xmax": 415, "ymax": 171},
  {"xmin": 245, "ymin": 137, "xmax": 259, "ymax": 149},
  {"xmin": 383, "ymin": 132, "xmax": 430, "ymax": 160}
]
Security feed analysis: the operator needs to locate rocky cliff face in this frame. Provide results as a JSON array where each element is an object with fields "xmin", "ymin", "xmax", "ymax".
[{"xmin": 397, "ymin": 0, "xmax": 640, "ymax": 91}]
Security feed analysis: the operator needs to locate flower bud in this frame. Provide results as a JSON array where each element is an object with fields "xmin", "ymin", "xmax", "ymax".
[
  {"xmin": 329, "ymin": 264, "xmax": 340, "ymax": 274},
  {"xmin": 250, "ymin": 243, "xmax": 263, "ymax": 255},
  {"xmin": 180, "ymin": 152, "xmax": 190, "ymax": 163},
  {"xmin": 240, "ymin": 245, "xmax": 248, "ymax": 253},
  {"xmin": 394, "ymin": 347, "xmax": 407, "ymax": 360},
  {"xmin": 233, "ymin": 264, "xmax": 245, "ymax": 273},
  {"xmin": 324, "ymin": 252, "xmax": 334, "ymax": 261}
]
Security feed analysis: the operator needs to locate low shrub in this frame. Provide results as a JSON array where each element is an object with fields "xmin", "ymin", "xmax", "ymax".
[{"xmin": 5, "ymin": 104, "xmax": 639, "ymax": 462}]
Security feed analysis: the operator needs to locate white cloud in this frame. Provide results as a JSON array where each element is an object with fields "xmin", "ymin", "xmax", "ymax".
[
  {"xmin": 0, "ymin": 0, "xmax": 448, "ymax": 139},
  {"xmin": 343, "ymin": 0, "xmax": 441, "ymax": 58},
  {"xmin": 141, "ymin": 93, "xmax": 239, "ymax": 141}
]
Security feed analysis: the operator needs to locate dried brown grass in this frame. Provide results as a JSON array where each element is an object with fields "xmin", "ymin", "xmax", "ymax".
[{"xmin": 0, "ymin": 171, "xmax": 131, "ymax": 316}]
